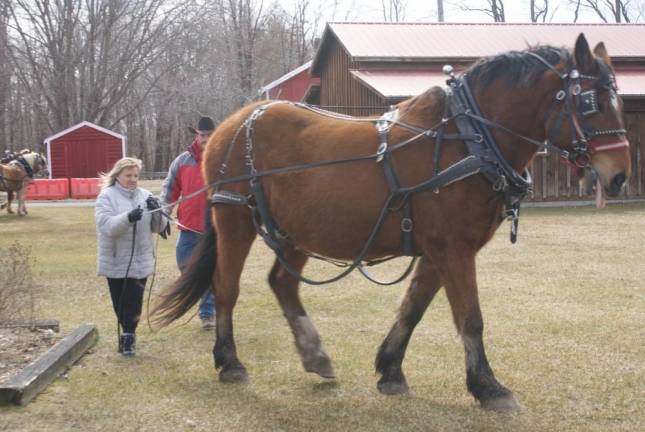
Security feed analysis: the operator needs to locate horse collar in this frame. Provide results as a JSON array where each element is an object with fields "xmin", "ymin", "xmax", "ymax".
[
  {"xmin": 448, "ymin": 76, "xmax": 533, "ymax": 199},
  {"xmin": 13, "ymin": 156, "xmax": 34, "ymax": 178}
]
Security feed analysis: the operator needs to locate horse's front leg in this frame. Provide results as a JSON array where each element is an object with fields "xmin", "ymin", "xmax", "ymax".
[
  {"xmin": 268, "ymin": 247, "xmax": 335, "ymax": 378},
  {"xmin": 442, "ymin": 250, "xmax": 520, "ymax": 412},
  {"xmin": 376, "ymin": 255, "xmax": 442, "ymax": 394}
]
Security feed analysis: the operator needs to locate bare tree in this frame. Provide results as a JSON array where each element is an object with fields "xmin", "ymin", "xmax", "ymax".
[
  {"xmin": 381, "ymin": 0, "xmax": 406, "ymax": 22},
  {"xmin": 0, "ymin": 0, "xmax": 9, "ymax": 150},
  {"xmin": 574, "ymin": 0, "xmax": 636, "ymax": 22},
  {"xmin": 268, "ymin": 0, "xmax": 320, "ymax": 73},
  {"xmin": 568, "ymin": 0, "xmax": 583, "ymax": 21},
  {"xmin": 216, "ymin": 0, "xmax": 268, "ymax": 105},
  {"xmin": 457, "ymin": 0, "xmax": 505, "ymax": 22},
  {"xmin": 5, "ymin": 0, "xmax": 192, "ymax": 134},
  {"xmin": 530, "ymin": 0, "xmax": 550, "ymax": 22}
]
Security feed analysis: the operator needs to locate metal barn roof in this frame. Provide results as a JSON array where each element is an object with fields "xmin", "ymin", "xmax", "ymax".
[
  {"xmin": 351, "ymin": 68, "xmax": 645, "ymax": 99},
  {"xmin": 313, "ymin": 23, "xmax": 645, "ymax": 73},
  {"xmin": 44, "ymin": 121, "xmax": 125, "ymax": 144}
]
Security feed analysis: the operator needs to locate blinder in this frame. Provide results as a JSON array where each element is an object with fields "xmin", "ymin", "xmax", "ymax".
[
  {"xmin": 542, "ymin": 60, "xmax": 627, "ymax": 168},
  {"xmin": 577, "ymin": 89, "xmax": 599, "ymax": 117}
]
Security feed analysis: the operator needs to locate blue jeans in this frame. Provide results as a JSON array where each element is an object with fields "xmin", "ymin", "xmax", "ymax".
[{"xmin": 176, "ymin": 230, "xmax": 215, "ymax": 319}]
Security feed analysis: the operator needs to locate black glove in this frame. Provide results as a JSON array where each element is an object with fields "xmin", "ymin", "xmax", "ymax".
[
  {"xmin": 127, "ymin": 207, "xmax": 143, "ymax": 223},
  {"xmin": 146, "ymin": 195, "xmax": 162, "ymax": 211}
]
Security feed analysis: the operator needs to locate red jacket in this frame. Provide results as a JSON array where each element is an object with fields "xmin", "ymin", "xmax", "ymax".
[{"xmin": 161, "ymin": 140, "xmax": 207, "ymax": 232}]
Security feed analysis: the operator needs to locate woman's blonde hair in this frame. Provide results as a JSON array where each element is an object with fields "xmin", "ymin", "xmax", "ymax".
[{"xmin": 100, "ymin": 157, "xmax": 143, "ymax": 190}]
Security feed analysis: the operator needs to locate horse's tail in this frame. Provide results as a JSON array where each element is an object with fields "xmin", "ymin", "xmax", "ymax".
[{"xmin": 151, "ymin": 216, "xmax": 217, "ymax": 327}]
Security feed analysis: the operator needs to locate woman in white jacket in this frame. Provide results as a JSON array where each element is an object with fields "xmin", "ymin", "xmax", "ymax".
[{"xmin": 95, "ymin": 157, "xmax": 168, "ymax": 356}]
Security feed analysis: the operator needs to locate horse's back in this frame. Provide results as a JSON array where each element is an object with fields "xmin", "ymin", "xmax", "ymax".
[{"xmin": 204, "ymin": 101, "xmax": 407, "ymax": 259}]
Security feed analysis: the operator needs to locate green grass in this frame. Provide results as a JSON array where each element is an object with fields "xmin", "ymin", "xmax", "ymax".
[{"xmin": 0, "ymin": 203, "xmax": 643, "ymax": 431}]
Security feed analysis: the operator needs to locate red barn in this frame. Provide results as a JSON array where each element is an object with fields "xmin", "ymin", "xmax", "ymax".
[
  {"xmin": 44, "ymin": 121, "xmax": 125, "ymax": 179},
  {"xmin": 259, "ymin": 60, "xmax": 321, "ymax": 103}
]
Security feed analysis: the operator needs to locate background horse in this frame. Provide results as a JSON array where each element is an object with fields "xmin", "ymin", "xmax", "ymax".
[
  {"xmin": 0, "ymin": 150, "xmax": 48, "ymax": 216},
  {"xmin": 153, "ymin": 34, "xmax": 630, "ymax": 412}
]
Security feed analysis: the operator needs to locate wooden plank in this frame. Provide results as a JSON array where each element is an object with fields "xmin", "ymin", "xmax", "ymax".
[
  {"xmin": 0, "ymin": 319, "xmax": 60, "ymax": 332},
  {"xmin": 0, "ymin": 324, "xmax": 97, "ymax": 406}
]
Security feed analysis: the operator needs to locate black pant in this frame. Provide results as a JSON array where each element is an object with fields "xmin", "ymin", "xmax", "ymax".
[{"xmin": 107, "ymin": 278, "xmax": 146, "ymax": 333}]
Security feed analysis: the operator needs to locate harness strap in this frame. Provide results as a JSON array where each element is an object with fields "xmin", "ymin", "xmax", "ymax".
[
  {"xmin": 376, "ymin": 110, "xmax": 416, "ymax": 257},
  {"xmin": 433, "ymin": 94, "xmax": 452, "ymax": 177},
  {"xmin": 448, "ymin": 76, "xmax": 532, "ymax": 242},
  {"xmin": 249, "ymin": 179, "xmax": 284, "ymax": 252},
  {"xmin": 211, "ymin": 190, "xmax": 249, "ymax": 206},
  {"xmin": 14, "ymin": 157, "xmax": 34, "ymax": 178},
  {"xmin": 215, "ymin": 153, "xmax": 485, "ymax": 286}
]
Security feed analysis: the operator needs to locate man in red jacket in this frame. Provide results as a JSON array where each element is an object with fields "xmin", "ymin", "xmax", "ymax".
[{"xmin": 161, "ymin": 116, "xmax": 215, "ymax": 330}]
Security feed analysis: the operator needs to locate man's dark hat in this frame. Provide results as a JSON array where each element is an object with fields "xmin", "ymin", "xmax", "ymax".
[{"xmin": 188, "ymin": 116, "xmax": 215, "ymax": 134}]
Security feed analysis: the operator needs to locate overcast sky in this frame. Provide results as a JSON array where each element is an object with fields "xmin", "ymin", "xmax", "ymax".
[{"xmin": 300, "ymin": 0, "xmax": 644, "ymax": 23}]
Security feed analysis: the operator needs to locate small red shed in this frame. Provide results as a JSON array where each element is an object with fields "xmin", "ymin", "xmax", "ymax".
[{"xmin": 44, "ymin": 121, "xmax": 125, "ymax": 179}]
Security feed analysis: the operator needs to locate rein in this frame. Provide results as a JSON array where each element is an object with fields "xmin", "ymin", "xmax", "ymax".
[
  {"xmin": 160, "ymin": 52, "xmax": 627, "ymax": 287},
  {"xmin": 211, "ymin": 101, "xmax": 486, "ymax": 285}
]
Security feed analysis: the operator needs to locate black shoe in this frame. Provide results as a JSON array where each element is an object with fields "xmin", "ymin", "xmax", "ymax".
[{"xmin": 120, "ymin": 333, "xmax": 136, "ymax": 357}]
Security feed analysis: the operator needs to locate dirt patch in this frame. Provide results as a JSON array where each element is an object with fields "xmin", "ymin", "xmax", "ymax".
[{"xmin": 0, "ymin": 327, "xmax": 61, "ymax": 382}]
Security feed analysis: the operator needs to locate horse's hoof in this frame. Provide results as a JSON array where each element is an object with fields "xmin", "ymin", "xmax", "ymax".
[
  {"xmin": 219, "ymin": 365, "xmax": 249, "ymax": 384},
  {"xmin": 377, "ymin": 379, "xmax": 409, "ymax": 395},
  {"xmin": 303, "ymin": 354, "xmax": 335, "ymax": 379},
  {"xmin": 480, "ymin": 394, "xmax": 522, "ymax": 412}
]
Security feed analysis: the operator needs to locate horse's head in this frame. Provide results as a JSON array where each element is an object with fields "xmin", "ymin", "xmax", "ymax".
[{"xmin": 545, "ymin": 34, "xmax": 630, "ymax": 208}]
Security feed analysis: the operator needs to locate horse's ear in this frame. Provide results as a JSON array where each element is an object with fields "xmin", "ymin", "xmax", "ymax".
[
  {"xmin": 593, "ymin": 42, "xmax": 612, "ymax": 67},
  {"xmin": 574, "ymin": 33, "xmax": 593, "ymax": 71}
]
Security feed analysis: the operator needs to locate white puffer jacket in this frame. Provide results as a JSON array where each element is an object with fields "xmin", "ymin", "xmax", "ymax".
[{"xmin": 95, "ymin": 183, "xmax": 168, "ymax": 279}]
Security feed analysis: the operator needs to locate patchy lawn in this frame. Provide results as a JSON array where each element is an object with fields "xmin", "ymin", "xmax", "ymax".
[{"xmin": 0, "ymin": 202, "xmax": 643, "ymax": 431}]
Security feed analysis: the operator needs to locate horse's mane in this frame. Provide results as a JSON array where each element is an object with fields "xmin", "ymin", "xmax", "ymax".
[
  {"xmin": 466, "ymin": 45, "xmax": 572, "ymax": 88},
  {"xmin": 398, "ymin": 45, "xmax": 573, "ymax": 117}
]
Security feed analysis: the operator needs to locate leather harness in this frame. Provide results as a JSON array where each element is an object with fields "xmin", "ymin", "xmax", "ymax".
[
  {"xmin": 209, "ymin": 53, "xmax": 627, "ymax": 285},
  {"xmin": 0, "ymin": 156, "xmax": 36, "ymax": 191}
]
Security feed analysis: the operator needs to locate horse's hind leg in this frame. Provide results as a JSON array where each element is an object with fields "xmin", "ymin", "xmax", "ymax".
[
  {"xmin": 17, "ymin": 188, "xmax": 26, "ymax": 216},
  {"xmin": 441, "ymin": 251, "xmax": 520, "ymax": 412},
  {"xmin": 5, "ymin": 191, "xmax": 14, "ymax": 214},
  {"xmin": 376, "ymin": 256, "xmax": 442, "ymax": 395},
  {"xmin": 212, "ymin": 208, "xmax": 256, "ymax": 383},
  {"xmin": 268, "ymin": 247, "xmax": 335, "ymax": 378}
]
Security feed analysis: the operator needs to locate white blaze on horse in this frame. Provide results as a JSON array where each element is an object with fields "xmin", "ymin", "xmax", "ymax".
[{"xmin": 0, "ymin": 150, "xmax": 48, "ymax": 216}]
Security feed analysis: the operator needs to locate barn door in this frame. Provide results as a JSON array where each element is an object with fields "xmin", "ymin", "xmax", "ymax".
[{"xmin": 66, "ymin": 141, "xmax": 94, "ymax": 178}]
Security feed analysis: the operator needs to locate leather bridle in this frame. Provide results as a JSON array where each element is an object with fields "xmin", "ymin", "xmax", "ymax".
[{"xmin": 527, "ymin": 51, "xmax": 629, "ymax": 169}]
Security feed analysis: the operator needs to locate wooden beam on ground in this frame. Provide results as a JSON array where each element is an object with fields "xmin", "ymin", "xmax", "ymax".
[
  {"xmin": 0, "ymin": 323, "xmax": 98, "ymax": 406},
  {"xmin": 0, "ymin": 319, "xmax": 60, "ymax": 332}
]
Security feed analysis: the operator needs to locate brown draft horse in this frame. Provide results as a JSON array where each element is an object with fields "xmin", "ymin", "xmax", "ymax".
[
  {"xmin": 0, "ymin": 150, "xmax": 48, "ymax": 216},
  {"xmin": 153, "ymin": 34, "xmax": 631, "ymax": 411}
]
